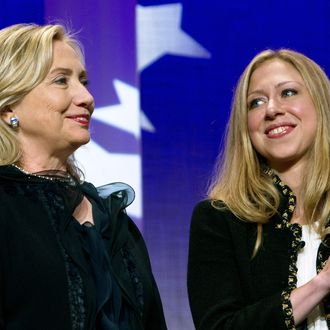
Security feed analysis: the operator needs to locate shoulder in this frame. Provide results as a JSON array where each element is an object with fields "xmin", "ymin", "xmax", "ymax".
[
  {"xmin": 191, "ymin": 199, "xmax": 240, "ymax": 227},
  {"xmin": 192, "ymin": 199, "xmax": 226, "ymax": 217},
  {"xmin": 190, "ymin": 199, "xmax": 253, "ymax": 239}
]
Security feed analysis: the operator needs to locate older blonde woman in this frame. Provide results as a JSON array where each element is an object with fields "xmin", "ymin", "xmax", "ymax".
[
  {"xmin": 188, "ymin": 49, "xmax": 330, "ymax": 329},
  {"xmin": 0, "ymin": 23, "xmax": 167, "ymax": 330}
]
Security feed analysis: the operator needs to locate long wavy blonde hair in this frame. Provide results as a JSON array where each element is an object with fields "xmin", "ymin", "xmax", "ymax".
[
  {"xmin": 0, "ymin": 23, "xmax": 85, "ymax": 178},
  {"xmin": 208, "ymin": 49, "xmax": 330, "ymax": 254}
]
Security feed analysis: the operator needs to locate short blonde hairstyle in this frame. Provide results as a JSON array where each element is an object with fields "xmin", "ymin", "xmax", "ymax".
[
  {"xmin": 208, "ymin": 49, "xmax": 330, "ymax": 246},
  {"xmin": 0, "ymin": 23, "xmax": 84, "ymax": 177}
]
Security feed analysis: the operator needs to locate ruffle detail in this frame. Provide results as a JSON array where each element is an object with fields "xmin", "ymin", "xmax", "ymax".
[
  {"xmin": 281, "ymin": 290, "xmax": 295, "ymax": 329},
  {"xmin": 265, "ymin": 168, "xmax": 304, "ymax": 330},
  {"xmin": 97, "ymin": 182, "xmax": 135, "ymax": 208},
  {"xmin": 317, "ymin": 230, "xmax": 330, "ymax": 327}
]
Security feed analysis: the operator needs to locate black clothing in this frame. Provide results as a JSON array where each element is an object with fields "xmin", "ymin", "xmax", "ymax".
[
  {"xmin": 0, "ymin": 165, "xmax": 167, "ymax": 330},
  {"xmin": 187, "ymin": 173, "xmax": 330, "ymax": 330}
]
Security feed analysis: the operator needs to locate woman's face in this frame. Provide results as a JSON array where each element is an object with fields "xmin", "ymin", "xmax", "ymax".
[
  {"xmin": 247, "ymin": 59, "xmax": 317, "ymax": 171},
  {"xmin": 9, "ymin": 40, "xmax": 94, "ymax": 158}
]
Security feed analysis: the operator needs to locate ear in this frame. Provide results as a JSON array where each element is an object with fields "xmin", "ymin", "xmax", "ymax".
[{"xmin": 1, "ymin": 107, "xmax": 14, "ymax": 125}]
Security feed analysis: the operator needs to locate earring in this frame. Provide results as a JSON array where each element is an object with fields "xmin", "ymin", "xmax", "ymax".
[{"xmin": 9, "ymin": 115, "xmax": 19, "ymax": 129}]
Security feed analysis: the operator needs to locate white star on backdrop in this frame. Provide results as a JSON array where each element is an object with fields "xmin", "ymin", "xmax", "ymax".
[
  {"xmin": 92, "ymin": 80, "xmax": 140, "ymax": 138},
  {"xmin": 137, "ymin": 3, "xmax": 211, "ymax": 71}
]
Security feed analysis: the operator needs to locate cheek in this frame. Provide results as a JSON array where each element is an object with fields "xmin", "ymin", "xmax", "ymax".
[
  {"xmin": 308, "ymin": 108, "xmax": 318, "ymax": 132},
  {"xmin": 44, "ymin": 101, "xmax": 59, "ymax": 113},
  {"xmin": 43, "ymin": 95, "xmax": 66, "ymax": 113},
  {"xmin": 292, "ymin": 102, "xmax": 318, "ymax": 134},
  {"xmin": 36, "ymin": 90, "xmax": 68, "ymax": 114},
  {"xmin": 247, "ymin": 111, "xmax": 262, "ymax": 135}
]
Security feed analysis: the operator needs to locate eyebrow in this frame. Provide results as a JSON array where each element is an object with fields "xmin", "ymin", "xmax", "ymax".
[
  {"xmin": 247, "ymin": 80, "xmax": 305, "ymax": 98},
  {"xmin": 49, "ymin": 67, "xmax": 87, "ymax": 77}
]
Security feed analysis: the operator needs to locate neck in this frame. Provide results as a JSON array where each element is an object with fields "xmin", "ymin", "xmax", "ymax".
[
  {"xmin": 17, "ymin": 155, "xmax": 68, "ymax": 173},
  {"xmin": 17, "ymin": 138, "xmax": 74, "ymax": 173}
]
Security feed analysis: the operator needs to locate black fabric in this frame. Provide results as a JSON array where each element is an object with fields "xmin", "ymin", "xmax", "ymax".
[
  {"xmin": 73, "ymin": 214, "xmax": 126, "ymax": 330},
  {"xmin": 0, "ymin": 165, "xmax": 167, "ymax": 330},
  {"xmin": 188, "ymin": 200, "xmax": 287, "ymax": 329},
  {"xmin": 187, "ymin": 199, "xmax": 307, "ymax": 330},
  {"xmin": 188, "ymin": 190, "xmax": 330, "ymax": 330}
]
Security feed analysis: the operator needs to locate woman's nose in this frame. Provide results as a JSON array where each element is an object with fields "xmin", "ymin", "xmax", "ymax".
[
  {"xmin": 73, "ymin": 84, "xmax": 95, "ymax": 113},
  {"xmin": 265, "ymin": 98, "xmax": 284, "ymax": 119}
]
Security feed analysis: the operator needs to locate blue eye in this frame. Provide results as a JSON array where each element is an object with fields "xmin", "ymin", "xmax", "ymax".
[
  {"xmin": 282, "ymin": 89, "xmax": 297, "ymax": 97},
  {"xmin": 249, "ymin": 98, "xmax": 265, "ymax": 110}
]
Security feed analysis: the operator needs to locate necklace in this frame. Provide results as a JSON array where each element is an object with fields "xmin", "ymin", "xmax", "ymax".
[{"xmin": 11, "ymin": 164, "xmax": 74, "ymax": 183}]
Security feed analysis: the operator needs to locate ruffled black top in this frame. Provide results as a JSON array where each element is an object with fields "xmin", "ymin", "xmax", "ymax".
[{"xmin": 1, "ymin": 165, "xmax": 133, "ymax": 329}]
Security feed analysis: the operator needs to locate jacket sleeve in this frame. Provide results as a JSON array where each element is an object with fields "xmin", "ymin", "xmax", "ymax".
[
  {"xmin": 187, "ymin": 200, "xmax": 289, "ymax": 330},
  {"xmin": 126, "ymin": 216, "xmax": 168, "ymax": 330}
]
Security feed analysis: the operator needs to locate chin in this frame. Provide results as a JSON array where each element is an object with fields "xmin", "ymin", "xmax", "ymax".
[
  {"xmin": 77, "ymin": 138, "xmax": 91, "ymax": 147},
  {"xmin": 69, "ymin": 135, "xmax": 91, "ymax": 150},
  {"xmin": 76, "ymin": 131, "xmax": 91, "ymax": 143},
  {"xmin": 81, "ymin": 136, "xmax": 91, "ymax": 145}
]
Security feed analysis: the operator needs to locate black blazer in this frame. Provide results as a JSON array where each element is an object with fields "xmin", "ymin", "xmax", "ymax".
[
  {"xmin": 187, "ymin": 177, "xmax": 330, "ymax": 330},
  {"xmin": 0, "ymin": 166, "xmax": 167, "ymax": 330}
]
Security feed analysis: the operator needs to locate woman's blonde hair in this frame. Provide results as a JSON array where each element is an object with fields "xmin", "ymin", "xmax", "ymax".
[
  {"xmin": 0, "ymin": 23, "xmax": 84, "ymax": 178},
  {"xmin": 208, "ymin": 49, "xmax": 330, "ymax": 252}
]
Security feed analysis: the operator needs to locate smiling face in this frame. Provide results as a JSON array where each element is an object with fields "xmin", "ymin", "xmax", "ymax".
[
  {"xmin": 247, "ymin": 59, "xmax": 317, "ymax": 171},
  {"xmin": 6, "ymin": 40, "xmax": 94, "ymax": 159}
]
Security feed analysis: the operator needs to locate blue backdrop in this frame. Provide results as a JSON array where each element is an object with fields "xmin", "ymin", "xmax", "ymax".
[{"xmin": 2, "ymin": 1, "xmax": 330, "ymax": 329}]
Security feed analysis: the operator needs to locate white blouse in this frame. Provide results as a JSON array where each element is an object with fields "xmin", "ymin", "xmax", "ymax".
[{"xmin": 296, "ymin": 225, "xmax": 327, "ymax": 329}]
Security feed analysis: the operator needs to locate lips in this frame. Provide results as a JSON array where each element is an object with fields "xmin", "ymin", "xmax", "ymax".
[
  {"xmin": 265, "ymin": 123, "xmax": 296, "ymax": 138},
  {"xmin": 66, "ymin": 114, "xmax": 90, "ymax": 125}
]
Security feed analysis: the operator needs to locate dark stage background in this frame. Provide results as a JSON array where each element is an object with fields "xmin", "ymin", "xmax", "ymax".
[{"xmin": 2, "ymin": 0, "xmax": 330, "ymax": 328}]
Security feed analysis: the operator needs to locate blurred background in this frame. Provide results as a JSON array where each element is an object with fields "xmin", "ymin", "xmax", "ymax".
[{"xmin": 2, "ymin": 0, "xmax": 330, "ymax": 328}]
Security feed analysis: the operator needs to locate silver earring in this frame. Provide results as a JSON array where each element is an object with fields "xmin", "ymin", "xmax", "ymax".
[{"xmin": 9, "ymin": 115, "xmax": 19, "ymax": 129}]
